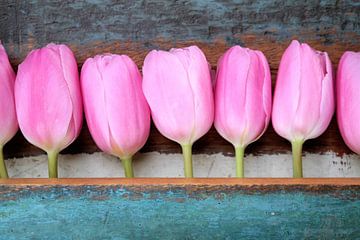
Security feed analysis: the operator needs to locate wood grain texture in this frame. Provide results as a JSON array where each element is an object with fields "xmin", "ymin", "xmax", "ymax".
[
  {"xmin": 0, "ymin": 0, "xmax": 359, "ymax": 158},
  {"xmin": 1, "ymin": 180, "xmax": 360, "ymax": 239},
  {"xmin": 1, "ymin": 178, "xmax": 360, "ymax": 186}
]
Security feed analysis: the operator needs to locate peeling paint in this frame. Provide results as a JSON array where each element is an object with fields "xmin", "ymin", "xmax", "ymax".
[
  {"xmin": 0, "ymin": 184, "xmax": 360, "ymax": 239},
  {"xmin": 4, "ymin": 152, "xmax": 360, "ymax": 178}
]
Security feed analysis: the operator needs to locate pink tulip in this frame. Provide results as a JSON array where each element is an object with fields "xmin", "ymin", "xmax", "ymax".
[
  {"xmin": 81, "ymin": 54, "xmax": 150, "ymax": 178},
  {"xmin": 142, "ymin": 46, "xmax": 214, "ymax": 177},
  {"xmin": 15, "ymin": 43, "xmax": 83, "ymax": 178},
  {"xmin": 337, "ymin": 51, "xmax": 360, "ymax": 154},
  {"xmin": 272, "ymin": 40, "xmax": 334, "ymax": 177},
  {"xmin": 214, "ymin": 46, "xmax": 272, "ymax": 177},
  {"xmin": 0, "ymin": 43, "xmax": 18, "ymax": 178}
]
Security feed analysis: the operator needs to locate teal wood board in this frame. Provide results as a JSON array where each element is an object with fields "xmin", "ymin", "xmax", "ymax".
[{"xmin": 0, "ymin": 185, "xmax": 360, "ymax": 239}]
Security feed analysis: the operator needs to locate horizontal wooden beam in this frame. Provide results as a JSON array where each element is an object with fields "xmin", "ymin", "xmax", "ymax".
[
  {"xmin": 1, "ymin": 178, "xmax": 360, "ymax": 186},
  {"xmin": 1, "ymin": 1, "xmax": 359, "ymax": 61}
]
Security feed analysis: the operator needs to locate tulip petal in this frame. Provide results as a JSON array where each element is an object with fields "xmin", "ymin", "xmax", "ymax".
[
  {"xmin": 143, "ymin": 50, "xmax": 196, "ymax": 145},
  {"xmin": 243, "ymin": 51, "xmax": 269, "ymax": 144},
  {"xmin": 257, "ymin": 50, "xmax": 272, "ymax": 124},
  {"xmin": 81, "ymin": 57, "xmax": 112, "ymax": 154},
  {"xmin": 292, "ymin": 43, "xmax": 325, "ymax": 139},
  {"xmin": 15, "ymin": 46, "xmax": 75, "ymax": 152},
  {"xmin": 170, "ymin": 46, "xmax": 214, "ymax": 143},
  {"xmin": 101, "ymin": 55, "xmax": 150, "ymax": 157},
  {"xmin": 47, "ymin": 44, "xmax": 83, "ymax": 137},
  {"xmin": 214, "ymin": 46, "xmax": 271, "ymax": 147},
  {"xmin": 249, "ymin": 50, "xmax": 272, "ymax": 143},
  {"xmin": 82, "ymin": 54, "xmax": 150, "ymax": 158},
  {"xmin": 337, "ymin": 51, "xmax": 360, "ymax": 153},
  {"xmin": 215, "ymin": 46, "xmax": 251, "ymax": 146},
  {"xmin": 307, "ymin": 52, "xmax": 334, "ymax": 139},
  {"xmin": 0, "ymin": 43, "xmax": 17, "ymax": 145},
  {"xmin": 272, "ymin": 40, "xmax": 302, "ymax": 141},
  {"xmin": 272, "ymin": 40, "xmax": 334, "ymax": 142}
]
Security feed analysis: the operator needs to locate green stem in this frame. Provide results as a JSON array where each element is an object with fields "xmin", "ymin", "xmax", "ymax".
[
  {"xmin": 120, "ymin": 157, "xmax": 134, "ymax": 178},
  {"xmin": 181, "ymin": 144, "xmax": 193, "ymax": 178},
  {"xmin": 0, "ymin": 145, "xmax": 8, "ymax": 179},
  {"xmin": 291, "ymin": 140, "xmax": 304, "ymax": 178},
  {"xmin": 47, "ymin": 151, "xmax": 59, "ymax": 178},
  {"xmin": 235, "ymin": 146, "xmax": 245, "ymax": 178}
]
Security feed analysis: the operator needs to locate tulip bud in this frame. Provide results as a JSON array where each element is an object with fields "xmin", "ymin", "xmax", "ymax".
[
  {"xmin": 142, "ymin": 46, "xmax": 214, "ymax": 178},
  {"xmin": 0, "ymin": 43, "xmax": 18, "ymax": 178},
  {"xmin": 272, "ymin": 40, "xmax": 334, "ymax": 178},
  {"xmin": 81, "ymin": 54, "xmax": 150, "ymax": 178},
  {"xmin": 337, "ymin": 51, "xmax": 360, "ymax": 154},
  {"xmin": 214, "ymin": 46, "xmax": 272, "ymax": 177},
  {"xmin": 15, "ymin": 43, "xmax": 83, "ymax": 178}
]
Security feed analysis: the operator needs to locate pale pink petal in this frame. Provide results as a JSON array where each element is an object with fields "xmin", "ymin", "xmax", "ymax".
[
  {"xmin": 80, "ymin": 56, "xmax": 112, "ymax": 154},
  {"xmin": 291, "ymin": 43, "xmax": 324, "ymax": 139},
  {"xmin": 307, "ymin": 52, "xmax": 334, "ymax": 139},
  {"xmin": 337, "ymin": 51, "xmax": 360, "ymax": 153},
  {"xmin": 242, "ymin": 50, "xmax": 269, "ymax": 146},
  {"xmin": 214, "ymin": 46, "xmax": 271, "ymax": 147},
  {"xmin": 256, "ymin": 50, "xmax": 272, "ymax": 132},
  {"xmin": 0, "ymin": 43, "xmax": 17, "ymax": 145},
  {"xmin": 47, "ymin": 44, "xmax": 83, "ymax": 138},
  {"xmin": 15, "ymin": 46, "xmax": 74, "ymax": 152},
  {"xmin": 142, "ymin": 50, "xmax": 195, "ymax": 145},
  {"xmin": 172, "ymin": 46, "xmax": 214, "ymax": 143},
  {"xmin": 82, "ymin": 54, "xmax": 150, "ymax": 158},
  {"xmin": 272, "ymin": 40, "xmax": 302, "ymax": 141},
  {"xmin": 272, "ymin": 40, "xmax": 334, "ymax": 142},
  {"xmin": 215, "ymin": 46, "xmax": 251, "ymax": 146},
  {"xmin": 101, "ymin": 55, "xmax": 150, "ymax": 157}
]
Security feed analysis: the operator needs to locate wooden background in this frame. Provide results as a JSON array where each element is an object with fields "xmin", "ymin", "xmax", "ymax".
[
  {"xmin": 0, "ymin": 0, "xmax": 359, "ymax": 158},
  {"xmin": 2, "ymin": 179, "xmax": 360, "ymax": 239}
]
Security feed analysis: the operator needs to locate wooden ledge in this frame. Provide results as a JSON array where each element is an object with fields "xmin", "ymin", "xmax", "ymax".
[{"xmin": 0, "ymin": 178, "xmax": 360, "ymax": 186}]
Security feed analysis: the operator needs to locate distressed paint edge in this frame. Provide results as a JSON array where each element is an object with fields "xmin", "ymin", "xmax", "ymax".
[{"xmin": 1, "ymin": 178, "xmax": 360, "ymax": 186}]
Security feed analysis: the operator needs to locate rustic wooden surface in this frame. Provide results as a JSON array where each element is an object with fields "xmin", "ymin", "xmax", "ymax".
[
  {"xmin": 1, "ymin": 177, "xmax": 360, "ymax": 186},
  {"xmin": 0, "ymin": 0, "xmax": 359, "ymax": 158},
  {"xmin": 1, "ymin": 178, "xmax": 360, "ymax": 239}
]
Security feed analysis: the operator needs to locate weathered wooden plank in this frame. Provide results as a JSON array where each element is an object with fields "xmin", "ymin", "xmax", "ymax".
[
  {"xmin": 1, "ymin": 177, "xmax": 360, "ymax": 186},
  {"xmin": 0, "ymin": 180, "xmax": 360, "ymax": 239},
  {"xmin": 0, "ymin": 1, "xmax": 359, "ymax": 157},
  {"xmin": 1, "ymin": 0, "xmax": 359, "ymax": 60}
]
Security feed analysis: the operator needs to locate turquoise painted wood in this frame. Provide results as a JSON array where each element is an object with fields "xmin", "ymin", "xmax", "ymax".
[
  {"xmin": 0, "ymin": 184, "xmax": 360, "ymax": 239},
  {"xmin": 1, "ymin": 0, "xmax": 359, "ymax": 50}
]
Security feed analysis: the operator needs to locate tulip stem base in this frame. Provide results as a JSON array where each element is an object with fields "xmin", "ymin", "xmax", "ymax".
[
  {"xmin": 235, "ymin": 146, "xmax": 245, "ymax": 178},
  {"xmin": 0, "ymin": 146, "xmax": 8, "ymax": 179},
  {"xmin": 292, "ymin": 141, "xmax": 304, "ymax": 178},
  {"xmin": 181, "ymin": 144, "xmax": 193, "ymax": 178},
  {"xmin": 121, "ymin": 157, "xmax": 134, "ymax": 178},
  {"xmin": 47, "ymin": 151, "xmax": 59, "ymax": 178}
]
